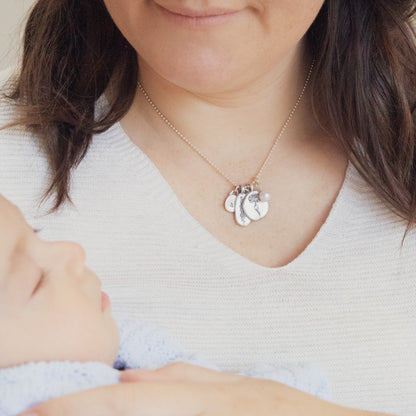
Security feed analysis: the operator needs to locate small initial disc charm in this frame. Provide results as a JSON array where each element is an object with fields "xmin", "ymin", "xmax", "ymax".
[
  {"xmin": 224, "ymin": 193, "xmax": 237, "ymax": 213},
  {"xmin": 242, "ymin": 191, "xmax": 269, "ymax": 221},
  {"xmin": 235, "ymin": 192, "xmax": 251, "ymax": 226}
]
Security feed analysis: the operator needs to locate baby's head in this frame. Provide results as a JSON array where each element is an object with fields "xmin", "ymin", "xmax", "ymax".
[{"xmin": 0, "ymin": 195, "xmax": 119, "ymax": 368}]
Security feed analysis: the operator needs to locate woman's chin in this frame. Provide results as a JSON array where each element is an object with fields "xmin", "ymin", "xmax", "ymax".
[{"xmin": 139, "ymin": 53, "xmax": 246, "ymax": 95}]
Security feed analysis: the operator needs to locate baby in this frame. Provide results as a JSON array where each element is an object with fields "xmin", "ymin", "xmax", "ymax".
[{"xmin": 0, "ymin": 195, "xmax": 330, "ymax": 415}]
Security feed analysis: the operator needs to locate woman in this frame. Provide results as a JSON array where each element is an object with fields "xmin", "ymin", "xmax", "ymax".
[{"xmin": 0, "ymin": 0, "xmax": 415, "ymax": 415}]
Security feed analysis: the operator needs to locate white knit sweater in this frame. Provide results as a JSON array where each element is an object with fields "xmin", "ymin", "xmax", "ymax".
[{"xmin": 0, "ymin": 91, "xmax": 415, "ymax": 416}]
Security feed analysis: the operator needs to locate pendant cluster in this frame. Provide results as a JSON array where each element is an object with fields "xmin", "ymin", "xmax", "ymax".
[{"xmin": 224, "ymin": 185, "xmax": 271, "ymax": 227}]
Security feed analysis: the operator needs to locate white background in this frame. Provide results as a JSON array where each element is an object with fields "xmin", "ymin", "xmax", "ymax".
[{"xmin": 0, "ymin": 0, "xmax": 36, "ymax": 71}]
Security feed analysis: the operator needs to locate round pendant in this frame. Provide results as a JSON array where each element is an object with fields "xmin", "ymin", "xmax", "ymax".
[
  {"xmin": 234, "ymin": 192, "xmax": 251, "ymax": 226},
  {"xmin": 224, "ymin": 193, "xmax": 237, "ymax": 213},
  {"xmin": 242, "ymin": 191, "xmax": 269, "ymax": 221}
]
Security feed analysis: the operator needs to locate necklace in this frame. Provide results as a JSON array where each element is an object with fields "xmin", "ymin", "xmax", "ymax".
[{"xmin": 137, "ymin": 61, "xmax": 314, "ymax": 227}]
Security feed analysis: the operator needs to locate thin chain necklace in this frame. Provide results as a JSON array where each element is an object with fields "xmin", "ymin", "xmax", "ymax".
[{"xmin": 137, "ymin": 61, "xmax": 314, "ymax": 227}]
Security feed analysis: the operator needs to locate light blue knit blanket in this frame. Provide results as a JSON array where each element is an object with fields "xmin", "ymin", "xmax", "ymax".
[{"xmin": 0, "ymin": 317, "xmax": 330, "ymax": 415}]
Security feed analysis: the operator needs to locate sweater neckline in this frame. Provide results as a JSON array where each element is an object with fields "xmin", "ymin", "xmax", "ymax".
[{"xmin": 106, "ymin": 120, "xmax": 356, "ymax": 272}]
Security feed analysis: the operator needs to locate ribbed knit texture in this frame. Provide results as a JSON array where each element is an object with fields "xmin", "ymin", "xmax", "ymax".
[{"xmin": 0, "ymin": 81, "xmax": 415, "ymax": 415}]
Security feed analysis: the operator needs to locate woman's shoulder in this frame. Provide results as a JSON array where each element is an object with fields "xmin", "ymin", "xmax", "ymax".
[
  {"xmin": 336, "ymin": 163, "xmax": 416, "ymax": 268},
  {"xmin": 399, "ymin": 226, "xmax": 416, "ymax": 273},
  {"xmin": 0, "ymin": 68, "xmax": 49, "ymax": 216}
]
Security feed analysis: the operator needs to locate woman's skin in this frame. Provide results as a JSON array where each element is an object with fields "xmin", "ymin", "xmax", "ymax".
[{"xmin": 18, "ymin": 1, "xmax": 393, "ymax": 415}]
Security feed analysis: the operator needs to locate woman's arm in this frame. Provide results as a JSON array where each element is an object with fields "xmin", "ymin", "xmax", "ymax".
[{"xmin": 19, "ymin": 363, "xmax": 394, "ymax": 416}]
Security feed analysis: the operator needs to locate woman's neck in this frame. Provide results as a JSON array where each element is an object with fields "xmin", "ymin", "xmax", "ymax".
[{"xmin": 125, "ymin": 45, "xmax": 321, "ymax": 167}]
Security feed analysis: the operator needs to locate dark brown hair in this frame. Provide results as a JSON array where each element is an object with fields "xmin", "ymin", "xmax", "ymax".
[{"xmin": 4, "ymin": 0, "xmax": 416, "ymax": 227}]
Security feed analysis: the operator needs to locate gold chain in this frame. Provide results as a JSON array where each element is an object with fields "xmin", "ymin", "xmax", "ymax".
[{"xmin": 137, "ymin": 60, "xmax": 314, "ymax": 188}]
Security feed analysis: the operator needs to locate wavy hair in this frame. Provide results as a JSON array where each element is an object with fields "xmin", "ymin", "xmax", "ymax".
[{"xmin": 4, "ymin": 0, "xmax": 416, "ymax": 230}]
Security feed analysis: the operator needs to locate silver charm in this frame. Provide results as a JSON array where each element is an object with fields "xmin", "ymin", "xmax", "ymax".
[
  {"xmin": 224, "ymin": 192, "xmax": 237, "ymax": 213},
  {"xmin": 225, "ymin": 184, "xmax": 271, "ymax": 227},
  {"xmin": 242, "ymin": 191, "xmax": 269, "ymax": 221},
  {"xmin": 234, "ymin": 191, "xmax": 251, "ymax": 227}
]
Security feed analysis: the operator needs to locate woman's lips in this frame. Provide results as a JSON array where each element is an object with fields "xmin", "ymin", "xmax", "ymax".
[
  {"xmin": 101, "ymin": 291, "xmax": 111, "ymax": 311},
  {"xmin": 154, "ymin": 2, "xmax": 241, "ymax": 27}
]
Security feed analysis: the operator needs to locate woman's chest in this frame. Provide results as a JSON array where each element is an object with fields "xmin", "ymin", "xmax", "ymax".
[
  {"xmin": 131, "ymin": 138, "xmax": 349, "ymax": 268},
  {"xmin": 103, "ymin": 247, "xmax": 415, "ymax": 416},
  {"xmin": 99, "ymin": 234, "xmax": 415, "ymax": 415}
]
